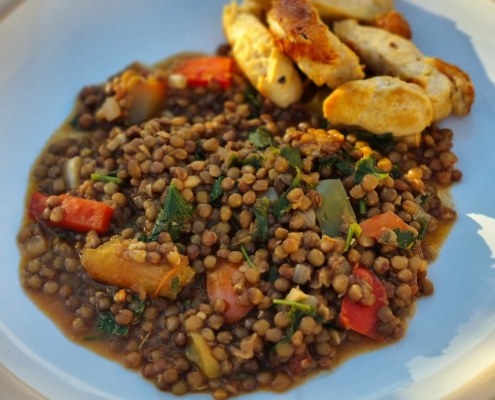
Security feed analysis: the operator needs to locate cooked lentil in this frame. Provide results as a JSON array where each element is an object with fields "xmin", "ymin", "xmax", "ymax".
[{"xmin": 17, "ymin": 45, "xmax": 462, "ymax": 398}]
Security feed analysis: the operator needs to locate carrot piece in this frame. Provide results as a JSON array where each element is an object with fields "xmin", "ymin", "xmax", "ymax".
[
  {"xmin": 359, "ymin": 210, "xmax": 414, "ymax": 240},
  {"xmin": 29, "ymin": 192, "xmax": 114, "ymax": 234},
  {"xmin": 175, "ymin": 56, "xmax": 233, "ymax": 89},
  {"xmin": 339, "ymin": 265, "xmax": 388, "ymax": 339},
  {"xmin": 206, "ymin": 261, "xmax": 253, "ymax": 325}
]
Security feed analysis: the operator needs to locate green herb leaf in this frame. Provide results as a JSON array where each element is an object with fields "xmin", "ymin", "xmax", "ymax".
[
  {"xmin": 91, "ymin": 173, "xmax": 124, "ymax": 185},
  {"xmin": 353, "ymin": 156, "xmax": 389, "ymax": 184},
  {"xmin": 281, "ymin": 146, "xmax": 303, "ymax": 169},
  {"xmin": 210, "ymin": 176, "xmax": 226, "ymax": 203},
  {"xmin": 273, "ymin": 299, "xmax": 318, "ymax": 340},
  {"xmin": 83, "ymin": 335, "xmax": 106, "ymax": 341},
  {"xmin": 359, "ymin": 198, "xmax": 367, "ymax": 215},
  {"xmin": 228, "ymin": 153, "xmax": 243, "ymax": 168},
  {"xmin": 352, "ymin": 130, "xmax": 394, "ymax": 151},
  {"xmin": 249, "ymin": 127, "xmax": 275, "ymax": 149},
  {"xmin": 170, "ymin": 276, "xmax": 181, "ymax": 295},
  {"xmin": 194, "ymin": 140, "xmax": 207, "ymax": 161},
  {"xmin": 273, "ymin": 168, "xmax": 301, "ymax": 219},
  {"xmin": 131, "ymin": 296, "xmax": 146, "ymax": 314},
  {"xmin": 273, "ymin": 299, "xmax": 315, "ymax": 314},
  {"xmin": 344, "ymin": 222, "xmax": 362, "ymax": 252},
  {"xmin": 419, "ymin": 194, "xmax": 429, "ymax": 205},
  {"xmin": 240, "ymin": 246, "xmax": 257, "ymax": 269},
  {"xmin": 143, "ymin": 184, "xmax": 193, "ymax": 242},
  {"xmin": 243, "ymin": 154, "xmax": 263, "ymax": 169},
  {"xmin": 316, "ymin": 154, "xmax": 337, "ymax": 173},
  {"xmin": 334, "ymin": 159, "xmax": 355, "ymax": 176},
  {"xmin": 393, "ymin": 228, "xmax": 417, "ymax": 250},
  {"xmin": 390, "ymin": 165, "xmax": 402, "ymax": 179},
  {"xmin": 252, "ymin": 198, "xmax": 270, "ymax": 242},
  {"xmin": 245, "ymin": 87, "xmax": 261, "ymax": 117},
  {"xmin": 417, "ymin": 218, "xmax": 429, "ymax": 240},
  {"xmin": 267, "ymin": 265, "xmax": 280, "ymax": 283},
  {"xmin": 98, "ymin": 312, "xmax": 129, "ymax": 336}
]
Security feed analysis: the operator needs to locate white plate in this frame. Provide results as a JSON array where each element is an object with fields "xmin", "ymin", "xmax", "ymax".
[{"xmin": 1, "ymin": 1, "xmax": 495, "ymax": 399}]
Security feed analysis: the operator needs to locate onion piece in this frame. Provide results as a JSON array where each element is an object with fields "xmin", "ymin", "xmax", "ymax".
[
  {"xmin": 260, "ymin": 187, "xmax": 278, "ymax": 203},
  {"xmin": 285, "ymin": 287, "xmax": 317, "ymax": 309},
  {"xmin": 293, "ymin": 263, "xmax": 312, "ymax": 284},
  {"xmin": 297, "ymin": 208, "xmax": 316, "ymax": 230},
  {"xmin": 65, "ymin": 156, "xmax": 82, "ymax": 190}
]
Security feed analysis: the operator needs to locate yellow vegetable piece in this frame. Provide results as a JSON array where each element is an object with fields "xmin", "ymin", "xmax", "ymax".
[
  {"xmin": 96, "ymin": 69, "xmax": 167, "ymax": 125},
  {"xmin": 81, "ymin": 238, "xmax": 194, "ymax": 299},
  {"xmin": 186, "ymin": 332, "xmax": 220, "ymax": 379}
]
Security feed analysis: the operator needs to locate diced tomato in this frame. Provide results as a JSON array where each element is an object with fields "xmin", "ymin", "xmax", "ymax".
[
  {"xmin": 339, "ymin": 265, "xmax": 388, "ymax": 339},
  {"xmin": 206, "ymin": 261, "xmax": 253, "ymax": 324},
  {"xmin": 175, "ymin": 56, "xmax": 233, "ymax": 89},
  {"xmin": 359, "ymin": 210, "xmax": 415, "ymax": 240},
  {"xmin": 29, "ymin": 192, "xmax": 114, "ymax": 234}
]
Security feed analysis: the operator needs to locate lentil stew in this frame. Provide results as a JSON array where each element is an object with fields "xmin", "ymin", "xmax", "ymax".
[{"xmin": 17, "ymin": 4, "xmax": 470, "ymax": 399}]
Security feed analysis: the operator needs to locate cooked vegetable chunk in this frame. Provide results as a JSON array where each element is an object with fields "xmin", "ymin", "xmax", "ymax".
[
  {"xmin": 96, "ymin": 69, "xmax": 166, "ymax": 124},
  {"xmin": 359, "ymin": 210, "xmax": 417, "ymax": 239},
  {"xmin": 206, "ymin": 261, "xmax": 254, "ymax": 324},
  {"xmin": 340, "ymin": 265, "xmax": 388, "ymax": 339},
  {"xmin": 316, "ymin": 179, "xmax": 356, "ymax": 237},
  {"xmin": 81, "ymin": 238, "xmax": 195, "ymax": 299},
  {"xmin": 187, "ymin": 332, "xmax": 221, "ymax": 379},
  {"xmin": 29, "ymin": 192, "xmax": 114, "ymax": 234},
  {"xmin": 174, "ymin": 56, "xmax": 233, "ymax": 89}
]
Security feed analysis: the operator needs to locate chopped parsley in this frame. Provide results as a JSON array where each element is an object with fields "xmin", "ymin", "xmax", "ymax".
[
  {"xmin": 210, "ymin": 176, "xmax": 226, "ymax": 203},
  {"xmin": 243, "ymin": 154, "xmax": 263, "ymax": 169},
  {"xmin": 417, "ymin": 218, "xmax": 429, "ymax": 240},
  {"xmin": 248, "ymin": 127, "xmax": 275, "ymax": 149},
  {"xmin": 245, "ymin": 87, "xmax": 261, "ymax": 116},
  {"xmin": 252, "ymin": 198, "xmax": 270, "ymax": 242},
  {"xmin": 394, "ymin": 228, "xmax": 417, "ymax": 250},
  {"xmin": 194, "ymin": 140, "xmax": 207, "ymax": 161},
  {"xmin": 334, "ymin": 157, "xmax": 355, "ymax": 177},
  {"xmin": 344, "ymin": 222, "xmax": 362, "ymax": 252},
  {"xmin": 240, "ymin": 246, "xmax": 257, "ymax": 269},
  {"xmin": 98, "ymin": 312, "xmax": 129, "ymax": 337},
  {"xmin": 228, "ymin": 152, "xmax": 264, "ymax": 169},
  {"xmin": 359, "ymin": 198, "xmax": 367, "ymax": 215},
  {"xmin": 141, "ymin": 183, "xmax": 193, "ymax": 242},
  {"xmin": 170, "ymin": 276, "xmax": 181, "ymax": 296},
  {"xmin": 267, "ymin": 265, "xmax": 280, "ymax": 283},
  {"xmin": 90, "ymin": 173, "xmax": 124, "ymax": 185},
  {"xmin": 273, "ymin": 299, "xmax": 320, "ymax": 340},
  {"xmin": 130, "ymin": 296, "xmax": 146, "ymax": 314},
  {"xmin": 273, "ymin": 168, "xmax": 301, "ymax": 219},
  {"xmin": 352, "ymin": 130, "xmax": 394, "ymax": 152},
  {"xmin": 316, "ymin": 154, "xmax": 337, "ymax": 173},
  {"xmin": 281, "ymin": 145, "xmax": 303, "ymax": 169},
  {"xmin": 353, "ymin": 156, "xmax": 389, "ymax": 184}
]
